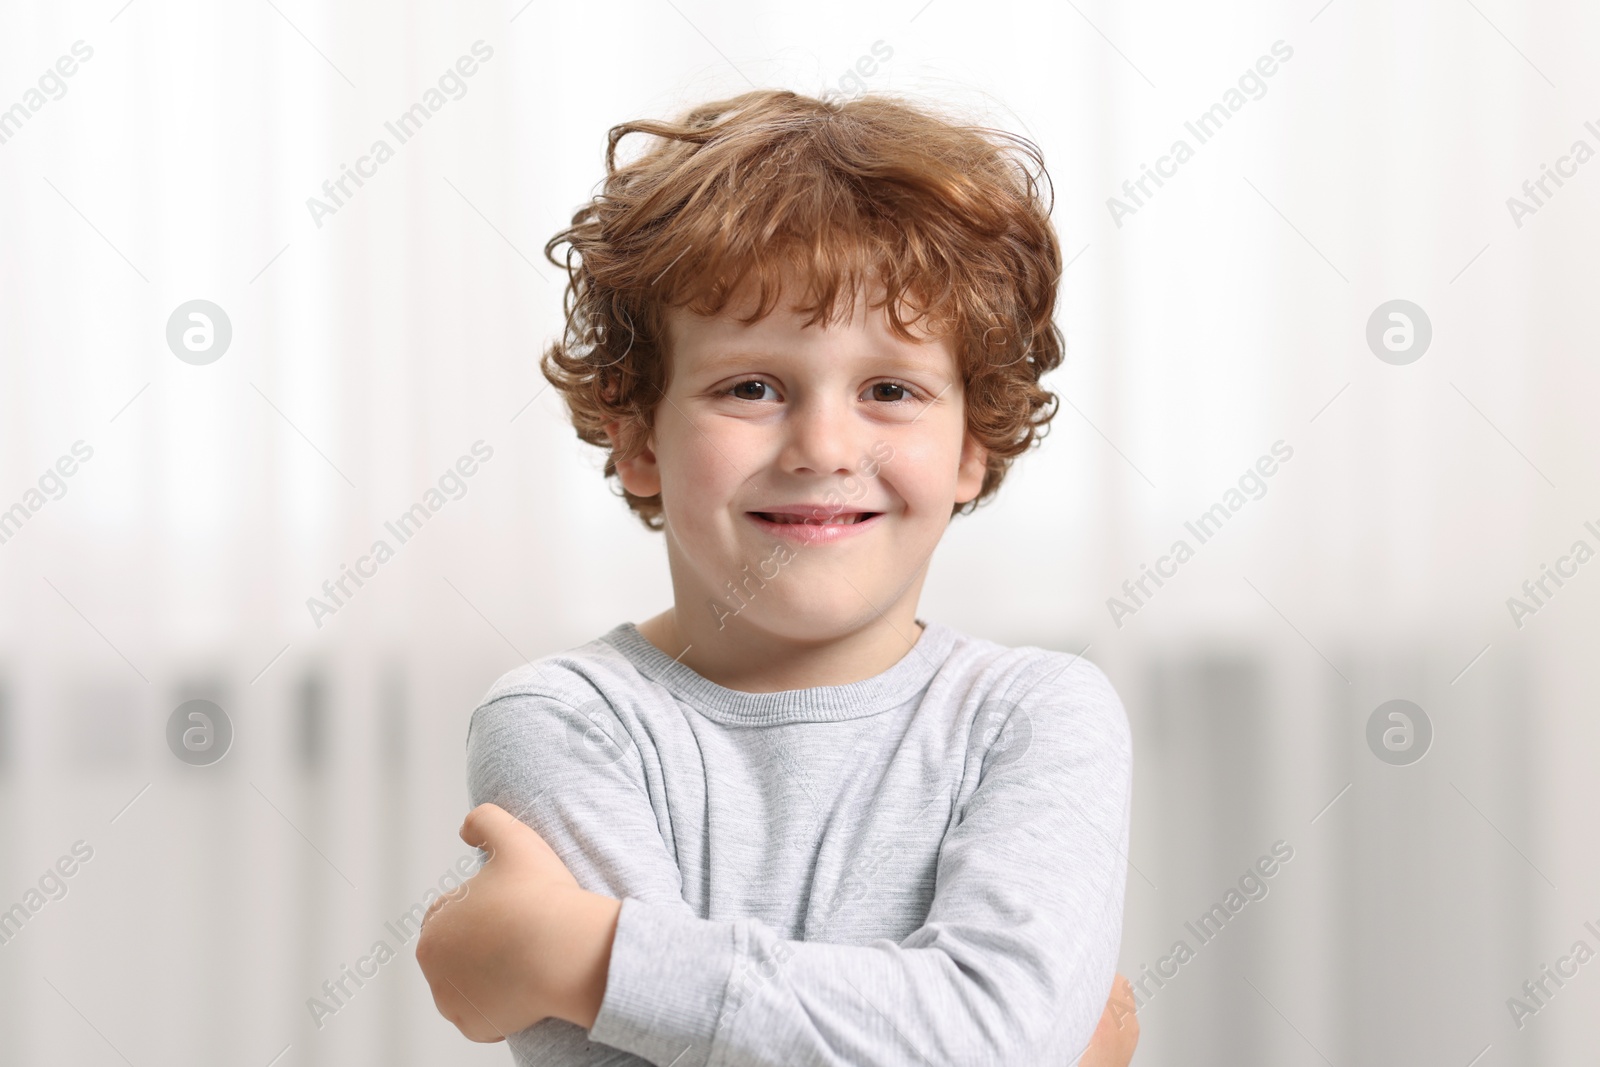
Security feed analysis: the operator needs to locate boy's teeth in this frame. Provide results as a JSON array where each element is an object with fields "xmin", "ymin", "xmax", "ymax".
[{"xmin": 766, "ymin": 513, "xmax": 865, "ymax": 525}]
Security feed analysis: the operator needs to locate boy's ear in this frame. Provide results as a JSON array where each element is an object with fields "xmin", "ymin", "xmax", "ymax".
[
  {"xmin": 954, "ymin": 431, "xmax": 988, "ymax": 505},
  {"xmin": 603, "ymin": 419, "xmax": 662, "ymax": 498}
]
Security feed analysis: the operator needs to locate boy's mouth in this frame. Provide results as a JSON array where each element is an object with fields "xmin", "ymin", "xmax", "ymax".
[{"xmin": 749, "ymin": 511, "xmax": 879, "ymax": 526}]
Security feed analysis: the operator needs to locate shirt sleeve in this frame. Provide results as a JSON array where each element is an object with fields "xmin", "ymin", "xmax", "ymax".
[
  {"xmin": 586, "ymin": 658, "xmax": 1134, "ymax": 1067},
  {"xmin": 465, "ymin": 689, "xmax": 699, "ymax": 1066}
]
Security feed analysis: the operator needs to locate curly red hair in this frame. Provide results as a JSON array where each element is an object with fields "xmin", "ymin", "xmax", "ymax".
[{"xmin": 540, "ymin": 88, "xmax": 1065, "ymax": 531}]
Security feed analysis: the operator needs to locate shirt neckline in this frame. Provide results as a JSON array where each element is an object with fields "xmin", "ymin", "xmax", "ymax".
[{"xmin": 599, "ymin": 618, "xmax": 955, "ymax": 726}]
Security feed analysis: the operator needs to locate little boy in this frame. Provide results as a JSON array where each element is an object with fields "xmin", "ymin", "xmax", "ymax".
[{"xmin": 416, "ymin": 88, "xmax": 1137, "ymax": 1066}]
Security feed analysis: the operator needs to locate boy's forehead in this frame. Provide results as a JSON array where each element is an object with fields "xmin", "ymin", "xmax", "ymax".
[{"xmin": 662, "ymin": 274, "xmax": 945, "ymax": 356}]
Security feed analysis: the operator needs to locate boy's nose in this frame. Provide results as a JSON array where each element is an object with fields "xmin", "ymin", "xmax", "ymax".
[{"xmin": 779, "ymin": 397, "xmax": 863, "ymax": 476}]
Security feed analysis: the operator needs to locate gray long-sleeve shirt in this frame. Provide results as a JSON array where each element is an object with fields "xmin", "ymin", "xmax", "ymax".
[{"xmin": 464, "ymin": 617, "xmax": 1132, "ymax": 1067}]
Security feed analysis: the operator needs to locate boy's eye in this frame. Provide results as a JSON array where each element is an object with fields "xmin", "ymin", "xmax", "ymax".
[
  {"xmin": 722, "ymin": 379, "xmax": 921, "ymax": 404},
  {"xmin": 728, "ymin": 380, "xmax": 776, "ymax": 401}
]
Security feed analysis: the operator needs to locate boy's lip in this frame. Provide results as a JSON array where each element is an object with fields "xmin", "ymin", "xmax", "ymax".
[
  {"xmin": 746, "ymin": 509, "xmax": 884, "ymax": 544},
  {"xmin": 749, "ymin": 504, "xmax": 883, "ymax": 519}
]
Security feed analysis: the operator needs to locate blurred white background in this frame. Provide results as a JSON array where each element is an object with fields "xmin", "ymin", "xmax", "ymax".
[{"xmin": 2, "ymin": 0, "xmax": 1597, "ymax": 1063}]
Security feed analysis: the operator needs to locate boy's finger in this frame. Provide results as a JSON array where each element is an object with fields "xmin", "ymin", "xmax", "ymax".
[{"xmin": 458, "ymin": 802, "xmax": 519, "ymax": 854}]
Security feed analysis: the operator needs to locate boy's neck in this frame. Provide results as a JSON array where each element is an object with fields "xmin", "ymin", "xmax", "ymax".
[{"xmin": 634, "ymin": 607, "xmax": 928, "ymax": 694}]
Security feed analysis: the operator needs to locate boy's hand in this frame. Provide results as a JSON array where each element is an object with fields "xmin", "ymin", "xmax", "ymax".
[
  {"xmin": 1080, "ymin": 973, "xmax": 1139, "ymax": 1066},
  {"xmin": 415, "ymin": 803, "xmax": 622, "ymax": 1042}
]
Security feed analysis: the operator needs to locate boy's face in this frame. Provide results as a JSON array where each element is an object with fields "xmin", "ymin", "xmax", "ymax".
[{"xmin": 609, "ymin": 277, "xmax": 988, "ymax": 645}]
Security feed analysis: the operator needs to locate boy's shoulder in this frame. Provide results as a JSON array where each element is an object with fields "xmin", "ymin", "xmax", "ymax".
[
  {"xmin": 938, "ymin": 623, "xmax": 1121, "ymax": 710},
  {"xmin": 940, "ymin": 626, "xmax": 1129, "ymax": 768},
  {"xmin": 474, "ymin": 621, "xmax": 640, "ymax": 712}
]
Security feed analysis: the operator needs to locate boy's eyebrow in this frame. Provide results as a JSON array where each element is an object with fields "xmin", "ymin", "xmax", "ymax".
[{"xmin": 691, "ymin": 346, "xmax": 950, "ymax": 375}]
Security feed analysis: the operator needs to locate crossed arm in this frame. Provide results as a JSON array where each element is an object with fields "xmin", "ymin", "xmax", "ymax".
[{"xmin": 416, "ymin": 682, "xmax": 1140, "ymax": 1066}]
